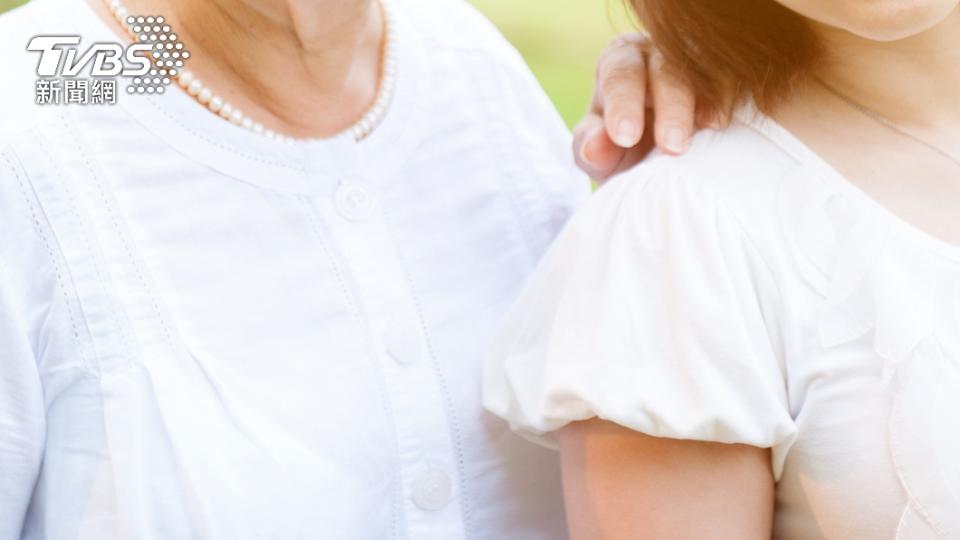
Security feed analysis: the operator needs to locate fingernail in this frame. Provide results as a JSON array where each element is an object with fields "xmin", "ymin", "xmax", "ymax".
[
  {"xmin": 664, "ymin": 128, "xmax": 689, "ymax": 154},
  {"xmin": 613, "ymin": 119, "xmax": 641, "ymax": 147},
  {"xmin": 580, "ymin": 130, "xmax": 601, "ymax": 166}
]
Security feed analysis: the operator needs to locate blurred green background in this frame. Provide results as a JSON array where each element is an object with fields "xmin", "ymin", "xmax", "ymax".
[
  {"xmin": 0, "ymin": 0, "xmax": 634, "ymax": 126},
  {"xmin": 469, "ymin": 0, "xmax": 635, "ymax": 125}
]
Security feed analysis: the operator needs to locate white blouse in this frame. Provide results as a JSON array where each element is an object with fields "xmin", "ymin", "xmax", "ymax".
[
  {"xmin": 0, "ymin": 0, "xmax": 588, "ymax": 538},
  {"xmin": 484, "ymin": 107, "xmax": 960, "ymax": 539}
]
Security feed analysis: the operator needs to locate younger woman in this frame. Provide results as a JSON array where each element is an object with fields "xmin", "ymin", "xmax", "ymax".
[{"xmin": 485, "ymin": 0, "xmax": 960, "ymax": 537}]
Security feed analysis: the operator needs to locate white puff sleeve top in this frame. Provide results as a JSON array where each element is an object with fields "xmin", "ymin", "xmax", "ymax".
[{"xmin": 484, "ymin": 108, "xmax": 960, "ymax": 539}]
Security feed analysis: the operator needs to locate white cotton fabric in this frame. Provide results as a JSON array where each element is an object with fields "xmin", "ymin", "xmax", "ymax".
[
  {"xmin": 484, "ymin": 107, "xmax": 960, "ymax": 539},
  {"xmin": 0, "ymin": 0, "xmax": 590, "ymax": 538}
]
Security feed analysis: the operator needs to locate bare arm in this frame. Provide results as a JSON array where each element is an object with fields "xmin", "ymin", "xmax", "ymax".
[{"xmin": 558, "ymin": 419, "xmax": 775, "ymax": 540}]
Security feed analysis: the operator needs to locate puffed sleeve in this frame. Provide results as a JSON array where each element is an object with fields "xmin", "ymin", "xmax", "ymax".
[{"xmin": 483, "ymin": 161, "xmax": 798, "ymax": 479}]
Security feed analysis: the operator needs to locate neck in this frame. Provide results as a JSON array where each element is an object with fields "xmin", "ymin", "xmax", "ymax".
[
  {"xmin": 812, "ymin": 8, "xmax": 960, "ymax": 130},
  {"xmin": 93, "ymin": 0, "xmax": 385, "ymax": 138}
]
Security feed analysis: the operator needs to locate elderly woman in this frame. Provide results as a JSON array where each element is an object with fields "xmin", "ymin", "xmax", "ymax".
[{"xmin": 0, "ymin": 0, "xmax": 699, "ymax": 537}]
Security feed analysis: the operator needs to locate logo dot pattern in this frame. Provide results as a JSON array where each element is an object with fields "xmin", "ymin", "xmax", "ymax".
[{"xmin": 124, "ymin": 15, "xmax": 189, "ymax": 95}]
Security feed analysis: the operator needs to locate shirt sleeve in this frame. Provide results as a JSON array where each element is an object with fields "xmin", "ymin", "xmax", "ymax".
[
  {"xmin": 0, "ymin": 263, "xmax": 45, "ymax": 540},
  {"xmin": 483, "ymin": 161, "xmax": 797, "ymax": 479},
  {"xmin": 0, "ymin": 150, "xmax": 45, "ymax": 539}
]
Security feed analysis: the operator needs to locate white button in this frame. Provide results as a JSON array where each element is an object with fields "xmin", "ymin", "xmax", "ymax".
[
  {"xmin": 411, "ymin": 468, "xmax": 451, "ymax": 511},
  {"xmin": 334, "ymin": 182, "xmax": 375, "ymax": 221}
]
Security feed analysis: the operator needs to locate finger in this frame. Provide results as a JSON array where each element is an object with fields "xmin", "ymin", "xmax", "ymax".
[
  {"xmin": 589, "ymin": 33, "xmax": 652, "ymax": 113},
  {"xmin": 595, "ymin": 34, "xmax": 650, "ymax": 148},
  {"xmin": 573, "ymin": 113, "xmax": 627, "ymax": 180},
  {"xmin": 594, "ymin": 112, "xmax": 657, "ymax": 184},
  {"xmin": 648, "ymin": 50, "xmax": 697, "ymax": 155}
]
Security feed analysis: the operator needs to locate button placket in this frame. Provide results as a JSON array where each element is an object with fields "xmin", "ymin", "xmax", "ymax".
[
  {"xmin": 313, "ymin": 191, "xmax": 467, "ymax": 536},
  {"xmin": 383, "ymin": 314, "xmax": 418, "ymax": 366}
]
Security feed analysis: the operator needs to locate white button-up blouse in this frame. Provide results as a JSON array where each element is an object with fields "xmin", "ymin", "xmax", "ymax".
[{"xmin": 0, "ymin": 0, "xmax": 588, "ymax": 537}]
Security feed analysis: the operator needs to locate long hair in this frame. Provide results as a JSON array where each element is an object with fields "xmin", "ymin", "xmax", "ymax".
[{"xmin": 632, "ymin": 0, "xmax": 822, "ymax": 115}]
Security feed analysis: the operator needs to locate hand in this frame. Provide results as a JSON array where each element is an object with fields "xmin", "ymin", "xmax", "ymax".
[{"xmin": 574, "ymin": 33, "xmax": 706, "ymax": 181}]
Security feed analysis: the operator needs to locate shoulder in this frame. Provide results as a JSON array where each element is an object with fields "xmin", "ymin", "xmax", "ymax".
[
  {"xmin": 0, "ymin": 1, "xmax": 43, "ymax": 56},
  {"xmin": 625, "ymin": 116, "xmax": 800, "ymax": 202},
  {"xmin": 584, "ymin": 115, "xmax": 806, "ymax": 242},
  {"xmin": 400, "ymin": 0, "xmax": 522, "ymax": 60},
  {"xmin": 0, "ymin": 0, "xmax": 63, "ymax": 144},
  {"xmin": 397, "ymin": 0, "xmax": 546, "ymax": 104},
  {"xmin": 395, "ymin": 0, "xmax": 568, "ymax": 139},
  {"xmin": 395, "ymin": 0, "xmax": 569, "ymax": 144},
  {"xmin": 396, "ymin": 0, "xmax": 588, "ymax": 240},
  {"xmin": 398, "ymin": 0, "xmax": 546, "ymax": 107}
]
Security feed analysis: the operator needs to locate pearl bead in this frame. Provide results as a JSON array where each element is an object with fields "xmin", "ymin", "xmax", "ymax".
[
  {"xmin": 178, "ymin": 70, "xmax": 194, "ymax": 88},
  {"xmin": 241, "ymin": 117, "xmax": 253, "ymax": 129},
  {"xmin": 198, "ymin": 88, "xmax": 213, "ymax": 105},
  {"xmin": 252, "ymin": 122, "xmax": 264, "ymax": 134},
  {"xmin": 229, "ymin": 109, "xmax": 243, "ymax": 125},
  {"xmin": 219, "ymin": 103, "xmax": 233, "ymax": 119},
  {"xmin": 187, "ymin": 79, "xmax": 203, "ymax": 96},
  {"xmin": 208, "ymin": 96, "xmax": 224, "ymax": 113}
]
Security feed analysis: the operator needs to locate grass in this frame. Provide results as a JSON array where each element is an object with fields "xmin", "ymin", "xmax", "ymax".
[{"xmin": 0, "ymin": 0, "xmax": 635, "ymax": 126}]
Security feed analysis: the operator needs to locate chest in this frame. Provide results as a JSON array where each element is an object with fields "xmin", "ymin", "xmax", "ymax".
[
  {"xmin": 15, "ymin": 121, "xmax": 567, "ymax": 537},
  {"xmin": 775, "ymin": 245, "xmax": 960, "ymax": 539}
]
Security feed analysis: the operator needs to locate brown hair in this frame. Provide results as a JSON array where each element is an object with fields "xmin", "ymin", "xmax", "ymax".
[{"xmin": 631, "ymin": 0, "xmax": 822, "ymax": 116}]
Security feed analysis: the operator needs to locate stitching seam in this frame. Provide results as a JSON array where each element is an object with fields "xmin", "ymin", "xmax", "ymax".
[
  {"xmin": 60, "ymin": 114, "xmax": 179, "ymax": 356},
  {"xmin": 3, "ymin": 149, "xmax": 92, "ymax": 373}
]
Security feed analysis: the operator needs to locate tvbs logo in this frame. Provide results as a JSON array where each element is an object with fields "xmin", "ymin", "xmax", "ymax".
[
  {"xmin": 27, "ymin": 30, "xmax": 182, "ymax": 105},
  {"xmin": 28, "ymin": 36, "xmax": 152, "ymax": 77}
]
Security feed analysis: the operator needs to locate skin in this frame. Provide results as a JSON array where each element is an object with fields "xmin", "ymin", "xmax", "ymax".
[
  {"xmin": 559, "ymin": 420, "xmax": 774, "ymax": 540},
  {"xmin": 778, "ymin": 1, "xmax": 960, "ymax": 245},
  {"xmin": 90, "ymin": 0, "xmax": 388, "ymax": 138},
  {"xmin": 561, "ymin": 3, "xmax": 960, "ymax": 539}
]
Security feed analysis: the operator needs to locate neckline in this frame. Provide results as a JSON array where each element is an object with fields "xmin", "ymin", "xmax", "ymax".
[
  {"xmin": 47, "ymin": 0, "xmax": 426, "ymax": 196},
  {"xmin": 735, "ymin": 103, "xmax": 960, "ymax": 262}
]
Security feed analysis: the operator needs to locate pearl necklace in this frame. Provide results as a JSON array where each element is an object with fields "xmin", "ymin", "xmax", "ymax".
[{"xmin": 104, "ymin": 0, "xmax": 397, "ymax": 143}]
